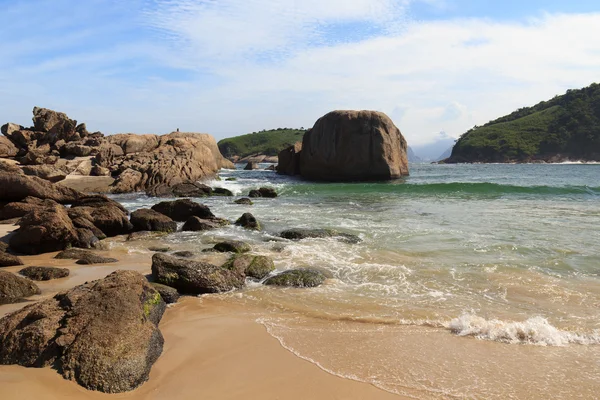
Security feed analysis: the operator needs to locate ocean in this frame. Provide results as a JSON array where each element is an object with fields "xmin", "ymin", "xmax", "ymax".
[{"xmin": 112, "ymin": 163, "xmax": 600, "ymax": 399}]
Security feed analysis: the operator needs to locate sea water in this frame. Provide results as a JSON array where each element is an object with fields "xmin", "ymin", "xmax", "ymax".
[{"xmin": 112, "ymin": 163, "xmax": 600, "ymax": 399}]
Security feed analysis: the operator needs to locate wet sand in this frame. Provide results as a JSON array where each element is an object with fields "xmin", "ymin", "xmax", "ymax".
[{"xmin": 0, "ymin": 236, "xmax": 404, "ymax": 400}]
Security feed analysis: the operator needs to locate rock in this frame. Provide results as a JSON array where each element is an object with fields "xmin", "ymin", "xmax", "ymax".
[
  {"xmin": 0, "ymin": 173, "xmax": 81, "ymax": 203},
  {"xmin": 212, "ymin": 187, "xmax": 233, "ymax": 196},
  {"xmin": 19, "ymin": 146, "xmax": 59, "ymax": 166},
  {"xmin": 172, "ymin": 251, "xmax": 195, "ymax": 258},
  {"xmin": 111, "ymin": 168, "xmax": 142, "ymax": 194},
  {"xmin": 277, "ymin": 142, "xmax": 302, "ymax": 175},
  {"xmin": 182, "ymin": 216, "xmax": 221, "ymax": 232},
  {"xmin": 74, "ymin": 253, "xmax": 118, "ymax": 265},
  {"xmin": 9, "ymin": 204, "xmax": 80, "ymax": 255},
  {"xmin": 213, "ymin": 240, "xmax": 251, "ymax": 254},
  {"xmin": 264, "ymin": 268, "xmax": 327, "ymax": 288},
  {"xmin": 94, "ymin": 143, "xmax": 124, "ymax": 167},
  {"xmin": 32, "ymin": 106, "xmax": 78, "ymax": 139},
  {"xmin": 222, "ymin": 254, "xmax": 275, "ymax": 280},
  {"xmin": 0, "ymin": 136, "xmax": 19, "ymax": 157},
  {"xmin": 70, "ymin": 200, "xmax": 132, "ymax": 237},
  {"xmin": 147, "ymin": 182, "xmax": 212, "ymax": 198},
  {"xmin": 90, "ymin": 165, "xmax": 111, "ymax": 177},
  {"xmin": 0, "ymin": 160, "xmax": 23, "ymax": 174},
  {"xmin": 108, "ymin": 134, "xmax": 160, "ymax": 154},
  {"xmin": 151, "ymin": 253, "xmax": 244, "ymax": 294},
  {"xmin": 0, "ymin": 197, "xmax": 57, "ymax": 220},
  {"xmin": 130, "ymin": 209, "xmax": 177, "ymax": 233},
  {"xmin": 67, "ymin": 207, "xmax": 107, "ymax": 240},
  {"xmin": 151, "ymin": 199, "xmax": 215, "ymax": 222},
  {"xmin": 21, "ymin": 165, "xmax": 67, "ymax": 183},
  {"xmin": 234, "ymin": 198, "xmax": 253, "ymax": 205},
  {"xmin": 62, "ymin": 142, "xmax": 94, "ymax": 157},
  {"xmin": 70, "ymin": 194, "xmax": 128, "ymax": 213},
  {"xmin": 0, "ymin": 271, "xmax": 41, "ymax": 304},
  {"xmin": 265, "ymin": 165, "xmax": 276, "ymax": 171},
  {"xmin": 55, "ymin": 248, "xmax": 97, "ymax": 260},
  {"xmin": 235, "ymin": 212, "xmax": 260, "ymax": 230},
  {"xmin": 19, "ymin": 266, "xmax": 70, "ymax": 281},
  {"xmin": 298, "ymin": 110, "xmax": 409, "ymax": 181},
  {"xmin": 126, "ymin": 231, "xmax": 168, "ymax": 242},
  {"xmin": 0, "ymin": 242, "xmax": 8, "ymax": 252},
  {"xmin": 225, "ymin": 177, "xmax": 237, "ymax": 181},
  {"xmin": 248, "ymin": 187, "xmax": 277, "ymax": 198},
  {"xmin": 0, "ymin": 270, "xmax": 165, "ymax": 393},
  {"xmin": 76, "ymin": 123, "xmax": 88, "ymax": 136},
  {"xmin": 75, "ymin": 228, "xmax": 100, "ymax": 249},
  {"xmin": 279, "ymin": 228, "xmax": 361, "ymax": 244},
  {"xmin": 0, "ymin": 253, "xmax": 24, "ymax": 267},
  {"xmin": 1, "ymin": 122, "xmax": 24, "ymax": 137},
  {"xmin": 148, "ymin": 246, "xmax": 171, "ymax": 253},
  {"xmin": 244, "ymin": 162, "xmax": 259, "ymax": 170},
  {"xmin": 150, "ymin": 282, "xmax": 180, "ymax": 304}
]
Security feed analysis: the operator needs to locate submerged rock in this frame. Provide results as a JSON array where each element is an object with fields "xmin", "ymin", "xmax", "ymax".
[
  {"xmin": 0, "ymin": 270, "xmax": 165, "ymax": 393},
  {"xmin": 213, "ymin": 240, "xmax": 251, "ymax": 254},
  {"xmin": 182, "ymin": 216, "xmax": 221, "ymax": 232},
  {"xmin": 151, "ymin": 199, "xmax": 215, "ymax": 222},
  {"xmin": 279, "ymin": 228, "xmax": 361, "ymax": 244},
  {"xmin": 234, "ymin": 197, "xmax": 253, "ymax": 205},
  {"xmin": 55, "ymin": 249, "xmax": 117, "ymax": 265},
  {"xmin": 235, "ymin": 212, "xmax": 261, "ymax": 230},
  {"xmin": 248, "ymin": 187, "xmax": 277, "ymax": 198},
  {"xmin": 151, "ymin": 253, "xmax": 244, "ymax": 294},
  {"xmin": 222, "ymin": 254, "xmax": 275, "ymax": 280},
  {"xmin": 19, "ymin": 266, "xmax": 69, "ymax": 281},
  {"xmin": 172, "ymin": 250, "xmax": 195, "ymax": 258},
  {"xmin": 130, "ymin": 209, "xmax": 177, "ymax": 233},
  {"xmin": 264, "ymin": 268, "xmax": 327, "ymax": 288},
  {"xmin": 212, "ymin": 187, "xmax": 233, "ymax": 196},
  {"xmin": 0, "ymin": 271, "xmax": 41, "ymax": 304}
]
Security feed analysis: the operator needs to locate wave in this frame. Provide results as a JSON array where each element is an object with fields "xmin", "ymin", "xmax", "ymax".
[{"xmin": 447, "ymin": 314, "xmax": 600, "ymax": 346}]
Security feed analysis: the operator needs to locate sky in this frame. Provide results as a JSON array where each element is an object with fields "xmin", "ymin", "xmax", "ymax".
[{"xmin": 0, "ymin": 0, "xmax": 599, "ymax": 146}]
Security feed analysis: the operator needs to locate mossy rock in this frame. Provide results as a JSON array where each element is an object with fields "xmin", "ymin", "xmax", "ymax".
[
  {"xmin": 150, "ymin": 282, "xmax": 180, "ymax": 304},
  {"xmin": 264, "ymin": 268, "xmax": 326, "ymax": 288},
  {"xmin": 213, "ymin": 240, "xmax": 251, "ymax": 254},
  {"xmin": 223, "ymin": 254, "xmax": 275, "ymax": 280},
  {"xmin": 225, "ymin": 177, "xmax": 237, "ymax": 181},
  {"xmin": 235, "ymin": 212, "xmax": 260, "ymax": 231}
]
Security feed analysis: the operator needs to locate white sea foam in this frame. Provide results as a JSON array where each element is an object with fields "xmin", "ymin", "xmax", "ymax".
[{"xmin": 447, "ymin": 314, "xmax": 600, "ymax": 346}]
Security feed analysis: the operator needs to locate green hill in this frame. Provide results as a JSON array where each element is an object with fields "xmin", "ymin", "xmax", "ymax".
[
  {"xmin": 447, "ymin": 83, "xmax": 600, "ymax": 163},
  {"xmin": 218, "ymin": 128, "xmax": 306, "ymax": 158}
]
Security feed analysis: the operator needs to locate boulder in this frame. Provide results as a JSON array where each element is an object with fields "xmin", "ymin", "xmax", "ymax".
[
  {"xmin": 151, "ymin": 199, "xmax": 214, "ymax": 222},
  {"xmin": 94, "ymin": 143, "xmax": 124, "ymax": 167},
  {"xmin": 148, "ymin": 246, "xmax": 171, "ymax": 253},
  {"xmin": 244, "ymin": 162, "xmax": 259, "ymax": 170},
  {"xmin": 0, "ymin": 253, "xmax": 24, "ymax": 267},
  {"xmin": 0, "ymin": 197, "xmax": 57, "ymax": 220},
  {"xmin": 1, "ymin": 122, "xmax": 24, "ymax": 137},
  {"xmin": 130, "ymin": 209, "xmax": 177, "ymax": 233},
  {"xmin": 212, "ymin": 187, "xmax": 233, "ymax": 196},
  {"xmin": 298, "ymin": 110, "xmax": 409, "ymax": 181},
  {"xmin": 150, "ymin": 282, "xmax": 180, "ymax": 304},
  {"xmin": 0, "ymin": 270, "xmax": 165, "ymax": 393},
  {"xmin": 32, "ymin": 106, "xmax": 78, "ymax": 140},
  {"xmin": 9, "ymin": 204, "xmax": 80, "ymax": 255},
  {"xmin": 0, "ymin": 271, "xmax": 40, "ymax": 304},
  {"xmin": 75, "ymin": 253, "xmax": 118, "ymax": 265},
  {"xmin": 279, "ymin": 228, "xmax": 361, "ymax": 244},
  {"xmin": 21, "ymin": 165, "xmax": 67, "ymax": 183},
  {"xmin": 146, "ymin": 182, "xmax": 212, "ymax": 198},
  {"xmin": 55, "ymin": 248, "xmax": 97, "ymax": 260},
  {"xmin": 19, "ymin": 266, "xmax": 70, "ymax": 281},
  {"xmin": 234, "ymin": 198, "xmax": 253, "ymax": 205},
  {"xmin": 264, "ymin": 268, "xmax": 327, "ymax": 288},
  {"xmin": 111, "ymin": 168, "xmax": 142, "ymax": 194},
  {"xmin": 70, "ymin": 201, "xmax": 132, "ymax": 237},
  {"xmin": 182, "ymin": 216, "xmax": 221, "ymax": 232},
  {"xmin": 248, "ymin": 187, "xmax": 277, "ymax": 198},
  {"xmin": 172, "ymin": 251, "xmax": 195, "ymax": 258},
  {"xmin": 222, "ymin": 254, "xmax": 275, "ymax": 280},
  {"xmin": 277, "ymin": 141, "xmax": 302, "ymax": 175},
  {"xmin": 212, "ymin": 240, "xmax": 251, "ymax": 254},
  {"xmin": 235, "ymin": 212, "xmax": 260, "ymax": 230},
  {"xmin": 151, "ymin": 253, "xmax": 244, "ymax": 294},
  {"xmin": 62, "ymin": 142, "xmax": 94, "ymax": 157},
  {"xmin": 108, "ymin": 134, "xmax": 160, "ymax": 154},
  {"xmin": 0, "ymin": 136, "xmax": 19, "ymax": 157},
  {"xmin": 0, "ymin": 173, "xmax": 81, "ymax": 204},
  {"xmin": 90, "ymin": 165, "xmax": 110, "ymax": 177}
]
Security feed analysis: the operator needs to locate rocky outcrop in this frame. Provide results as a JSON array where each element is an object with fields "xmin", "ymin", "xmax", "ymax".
[
  {"xmin": 151, "ymin": 253, "xmax": 244, "ymax": 294},
  {"xmin": 222, "ymin": 254, "xmax": 275, "ymax": 280},
  {"xmin": 280, "ymin": 228, "xmax": 361, "ymax": 244},
  {"xmin": 0, "ymin": 197, "xmax": 57, "ymax": 220},
  {"xmin": 151, "ymin": 199, "xmax": 214, "ymax": 222},
  {"xmin": 277, "ymin": 141, "xmax": 302, "ymax": 175},
  {"xmin": 147, "ymin": 182, "xmax": 212, "ymax": 198},
  {"xmin": 297, "ymin": 110, "xmax": 409, "ymax": 181},
  {"xmin": 0, "ymin": 136, "xmax": 19, "ymax": 157},
  {"xmin": 19, "ymin": 266, "xmax": 70, "ymax": 281},
  {"xmin": 0, "ymin": 173, "xmax": 80, "ymax": 203},
  {"xmin": 0, "ymin": 271, "xmax": 40, "ymax": 304},
  {"xmin": 110, "ymin": 168, "xmax": 142, "ymax": 194},
  {"xmin": 130, "ymin": 209, "xmax": 177, "ymax": 233},
  {"xmin": 264, "ymin": 268, "xmax": 327, "ymax": 287},
  {"xmin": 0, "ymin": 270, "xmax": 165, "ymax": 393},
  {"xmin": 235, "ymin": 212, "xmax": 260, "ymax": 230}
]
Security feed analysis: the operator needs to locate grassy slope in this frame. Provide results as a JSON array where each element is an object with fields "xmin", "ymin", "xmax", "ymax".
[
  {"xmin": 448, "ymin": 83, "xmax": 600, "ymax": 162},
  {"xmin": 218, "ymin": 129, "xmax": 306, "ymax": 158}
]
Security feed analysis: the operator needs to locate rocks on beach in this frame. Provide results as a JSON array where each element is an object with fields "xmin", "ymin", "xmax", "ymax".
[
  {"xmin": 151, "ymin": 199, "xmax": 215, "ymax": 222},
  {"xmin": 19, "ymin": 266, "xmax": 70, "ymax": 281},
  {"xmin": 130, "ymin": 208, "xmax": 177, "ymax": 233},
  {"xmin": 0, "ymin": 270, "xmax": 165, "ymax": 393},
  {"xmin": 264, "ymin": 268, "xmax": 327, "ymax": 288},
  {"xmin": 222, "ymin": 254, "xmax": 275, "ymax": 280},
  {"xmin": 0, "ymin": 270, "xmax": 41, "ymax": 304},
  {"xmin": 279, "ymin": 228, "xmax": 362, "ymax": 244}
]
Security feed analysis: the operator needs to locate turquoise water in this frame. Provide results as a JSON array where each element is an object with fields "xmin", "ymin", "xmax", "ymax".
[{"xmin": 113, "ymin": 163, "xmax": 600, "ymax": 399}]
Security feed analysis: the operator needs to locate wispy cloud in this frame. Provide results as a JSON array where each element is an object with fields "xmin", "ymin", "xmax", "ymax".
[{"xmin": 0, "ymin": 1, "xmax": 599, "ymax": 146}]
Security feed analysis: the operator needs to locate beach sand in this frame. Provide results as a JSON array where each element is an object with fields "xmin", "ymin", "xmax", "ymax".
[{"xmin": 0, "ymin": 231, "xmax": 404, "ymax": 400}]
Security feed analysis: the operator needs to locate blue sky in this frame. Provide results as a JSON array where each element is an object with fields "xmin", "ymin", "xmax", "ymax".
[{"xmin": 1, "ymin": 0, "xmax": 599, "ymax": 146}]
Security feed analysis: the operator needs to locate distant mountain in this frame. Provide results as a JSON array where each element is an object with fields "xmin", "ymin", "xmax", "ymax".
[
  {"xmin": 411, "ymin": 137, "xmax": 456, "ymax": 162},
  {"xmin": 218, "ymin": 128, "xmax": 306, "ymax": 158},
  {"xmin": 437, "ymin": 146, "xmax": 453, "ymax": 161},
  {"xmin": 407, "ymin": 146, "xmax": 422, "ymax": 163},
  {"xmin": 446, "ymin": 83, "xmax": 600, "ymax": 163}
]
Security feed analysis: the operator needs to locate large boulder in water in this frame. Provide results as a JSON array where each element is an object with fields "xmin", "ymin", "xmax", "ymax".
[
  {"xmin": 277, "ymin": 141, "xmax": 302, "ymax": 176},
  {"xmin": 151, "ymin": 253, "xmax": 244, "ymax": 294},
  {"xmin": 0, "ymin": 270, "xmax": 165, "ymax": 393},
  {"xmin": 298, "ymin": 110, "xmax": 409, "ymax": 181},
  {"xmin": 151, "ymin": 199, "xmax": 215, "ymax": 222},
  {"xmin": 130, "ymin": 209, "xmax": 177, "ymax": 233}
]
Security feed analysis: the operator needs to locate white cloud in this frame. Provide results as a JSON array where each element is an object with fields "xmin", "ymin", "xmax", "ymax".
[{"xmin": 0, "ymin": 1, "xmax": 599, "ymax": 147}]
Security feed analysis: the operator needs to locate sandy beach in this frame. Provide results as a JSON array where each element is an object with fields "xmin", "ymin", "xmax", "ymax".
[{"xmin": 0, "ymin": 227, "xmax": 403, "ymax": 400}]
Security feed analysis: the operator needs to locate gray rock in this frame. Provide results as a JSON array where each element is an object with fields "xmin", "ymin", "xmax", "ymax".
[
  {"xmin": 279, "ymin": 228, "xmax": 361, "ymax": 244},
  {"xmin": 264, "ymin": 268, "xmax": 327, "ymax": 288}
]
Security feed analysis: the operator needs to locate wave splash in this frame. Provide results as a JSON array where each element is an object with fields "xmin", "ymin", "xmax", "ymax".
[{"xmin": 447, "ymin": 314, "xmax": 600, "ymax": 346}]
